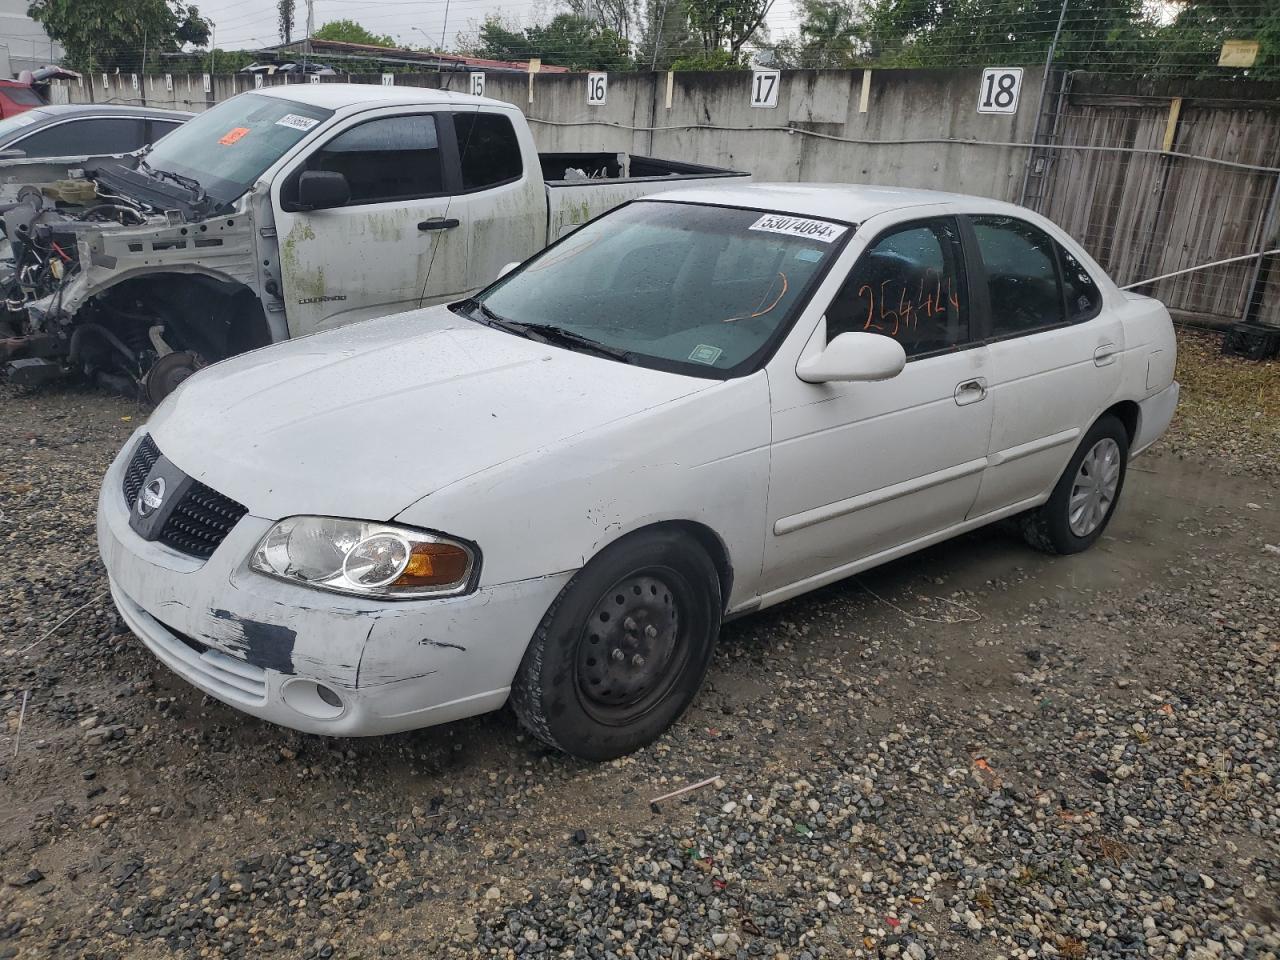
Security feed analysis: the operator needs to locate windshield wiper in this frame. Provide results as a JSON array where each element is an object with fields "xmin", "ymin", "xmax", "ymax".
[
  {"xmin": 138, "ymin": 156, "xmax": 205, "ymax": 201},
  {"xmin": 465, "ymin": 301, "xmax": 633, "ymax": 362}
]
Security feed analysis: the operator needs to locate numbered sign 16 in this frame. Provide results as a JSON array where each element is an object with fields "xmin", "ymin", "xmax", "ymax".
[
  {"xmin": 977, "ymin": 67, "xmax": 1022, "ymax": 114},
  {"xmin": 470, "ymin": 72, "xmax": 486, "ymax": 97},
  {"xmin": 587, "ymin": 72, "xmax": 607, "ymax": 106},
  {"xmin": 381, "ymin": 73, "xmax": 395, "ymax": 87},
  {"xmin": 751, "ymin": 69, "xmax": 780, "ymax": 109}
]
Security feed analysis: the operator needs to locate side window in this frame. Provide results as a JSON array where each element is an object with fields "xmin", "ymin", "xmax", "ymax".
[
  {"xmin": 1058, "ymin": 244, "xmax": 1102, "ymax": 322},
  {"xmin": 149, "ymin": 120, "xmax": 184, "ymax": 143},
  {"xmin": 452, "ymin": 111, "xmax": 522, "ymax": 190},
  {"xmin": 16, "ymin": 117, "xmax": 144, "ymax": 157},
  {"xmin": 971, "ymin": 215, "xmax": 1065, "ymax": 337},
  {"xmin": 304, "ymin": 115, "xmax": 443, "ymax": 205},
  {"xmin": 827, "ymin": 217, "xmax": 969, "ymax": 358}
]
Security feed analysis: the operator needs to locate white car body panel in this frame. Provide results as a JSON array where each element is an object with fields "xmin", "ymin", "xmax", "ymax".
[{"xmin": 99, "ymin": 182, "xmax": 1179, "ymax": 739}]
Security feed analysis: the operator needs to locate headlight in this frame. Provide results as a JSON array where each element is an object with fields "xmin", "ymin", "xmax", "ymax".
[{"xmin": 250, "ymin": 517, "xmax": 477, "ymax": 599}]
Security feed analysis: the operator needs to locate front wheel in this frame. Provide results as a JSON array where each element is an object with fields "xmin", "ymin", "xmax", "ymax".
[
  {"xmin": 1019, "ymin": 414, "xmax": 1129, "ymax": 555},
  {"xmin": 510, "ymin": 529, "xmax": 721, "ymax": 761}
]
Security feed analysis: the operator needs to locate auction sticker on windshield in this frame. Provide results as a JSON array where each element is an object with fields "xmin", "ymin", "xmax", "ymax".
[
  {"xmin": 276, "ymin": 114, "xmax": 321, "ymax": 131},
  {"xmin": 218, "ymin": 127, "xmax": 251, "ymax": 146},
  {"xmin": 749, "ymin": 213, "xmax": 847, "ymax": 244}
]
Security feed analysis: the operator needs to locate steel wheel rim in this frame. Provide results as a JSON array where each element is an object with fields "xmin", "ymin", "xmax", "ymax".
[
  {"xmin": 1068, "ymin": 437, "xmax": 1121, "ymax": 537},
  {"xmin": 574, "ymin": 569, "xmax": 689, "ymax": 726}
]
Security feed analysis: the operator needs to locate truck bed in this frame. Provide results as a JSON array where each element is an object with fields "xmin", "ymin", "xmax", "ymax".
[{"xmin": 541, "ymin": 152, "xmax": 748, "ymax": 241}]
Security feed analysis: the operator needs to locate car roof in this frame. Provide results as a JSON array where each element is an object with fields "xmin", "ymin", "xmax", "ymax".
[
  {"xmin": 252, "ymin": 82, "xmax": 509, "ymax": 112},
  {"xmin": 645, "ymin": 181, "xmax": 1024, "ymax": 223},
  {"xmin": 19, "ymin": 104, "xmax": 194, "ymax": 121}
]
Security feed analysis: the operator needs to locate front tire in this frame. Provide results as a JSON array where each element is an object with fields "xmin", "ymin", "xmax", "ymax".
[
  {"xmin": 510, "ymin": 529, "xmax": 721, "ymax": 761},
  {"xmin": 1020, "ymin": 414, "xmax": 1129, "ymax": 555}
]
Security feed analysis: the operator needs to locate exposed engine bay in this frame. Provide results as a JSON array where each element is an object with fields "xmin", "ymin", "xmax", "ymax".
[{"xmin": 0, "ymin": 163, "xmax": 270, "ymax": 402}]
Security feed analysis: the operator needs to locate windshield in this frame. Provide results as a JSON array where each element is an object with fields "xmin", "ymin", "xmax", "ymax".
[
  {"xmin": 144, "ymin": 93, "xmax": 333, "ymax": 207},
  {"xmin": 0, "ymin": 108, "xmax": 48, "ymax": 145},
  {"xmin": 474, "ymin": 201, "xmax": 848, "ymax": 377}
]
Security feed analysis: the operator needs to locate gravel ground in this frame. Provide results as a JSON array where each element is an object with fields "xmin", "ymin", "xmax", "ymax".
[{"xmin": 0, "ymin": 327, "xmax": 1277, "ymax": 960}]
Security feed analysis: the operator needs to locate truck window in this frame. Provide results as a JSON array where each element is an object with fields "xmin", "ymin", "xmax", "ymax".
[
  {"xmin": 304, "ymin": 114, "xmax": 444, "ymax": 205},
  {"xmin": 453, "ymin": 112, "xmax": 522, "ymax": 191}
]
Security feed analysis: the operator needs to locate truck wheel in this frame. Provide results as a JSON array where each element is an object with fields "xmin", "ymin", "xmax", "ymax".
[
  {"xmin": 510, "ymin": 529, "xmax": 721, "ymax": 761},
  {"xmin": 1019, "ymin": 414, "xmax": 1129, "ymax": 555}
]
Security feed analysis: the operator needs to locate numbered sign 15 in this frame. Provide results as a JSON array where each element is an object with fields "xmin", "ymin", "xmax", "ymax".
[
  {"xmin": 751, "ymin": 69, "xmax": 780, "ymax": 109},
  {"xmin": 470, "ymin": 72, "xmax": 486, "ymax": 97},
  {"xmin": 587, "ymin": 72, "xmax": 607, "ymax": 106},
  {"xmin": 977, "ymin": 67, "xmax": 1022, "ymax": 114},
  {"xmin": 254, "ymin": 74, "xmax": 264, "ymax": 89}
]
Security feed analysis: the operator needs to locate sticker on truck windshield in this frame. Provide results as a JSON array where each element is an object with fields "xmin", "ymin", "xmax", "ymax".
[
  {"xmin": 218, "ymin": 127, "xmax": 250, "ymax": 146},
  {"xmin": 276, "ymin": 113, "xmax": 320, "ymax": 132},
  {"xmin": 749, "ymin": 214, "xmax": 847, "ymax": 244}
]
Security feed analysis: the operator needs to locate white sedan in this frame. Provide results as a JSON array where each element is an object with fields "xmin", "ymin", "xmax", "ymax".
[{"xmin": 97, "ymin": 183, "xmax": 1179, "ymax": 760}]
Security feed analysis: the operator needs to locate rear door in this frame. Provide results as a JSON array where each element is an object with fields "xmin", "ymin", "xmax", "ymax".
[
  {"xmin": 273, "ymin": 108, "xmax": 471, "ymax": 337},
  {"xmin": 964, "ymin": 214, "xmax": 1124, "ymax": 517},
  {"xmin": 449, "ymin": 108, "xmax": 543, "ymax": 292}
]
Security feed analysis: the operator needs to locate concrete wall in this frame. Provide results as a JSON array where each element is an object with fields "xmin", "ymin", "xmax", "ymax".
[{"xmin": 59, "ymin": 67, "xmax": 1045, "ymax": 203}]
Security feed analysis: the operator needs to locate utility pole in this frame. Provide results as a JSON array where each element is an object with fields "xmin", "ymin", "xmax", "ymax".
[
  {"xmin": 440, "ymin": 0, "xmax": 451, "ymax": 49},
  {"xmin": 306, "ymin": 0, "xmax": 315, "ymax": 40}
]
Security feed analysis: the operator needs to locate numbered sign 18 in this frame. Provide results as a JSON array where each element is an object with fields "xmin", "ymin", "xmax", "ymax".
[
  {"xmin": 751, "ymin": 69, "xmax": 780, "ymax": 109},
  {"xmin": 130, "ymin": 73, "xmax": 138, "ymax": 90},
  {"xmin": 470, "ymin": 72, "xmax": 486, "ymax": 97},
  {"xmin": 587, "ymin": 72, "xmax": 607, "ymax": 106},
  {"xmin": 202, "ymin": 73, "xmax": 212, "ymax": 94},
  {"xmin": 381, "ymin": 73, "xmax": 395, "ymax": 87},
  {"xmin": 977, "ymin": 67, "xmax": 1022, "ymax": 114}
]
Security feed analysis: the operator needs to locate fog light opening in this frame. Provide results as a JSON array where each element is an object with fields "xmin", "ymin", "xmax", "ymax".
[{"xmin": 280, "ymin": 678, "xmax": 346, "ymax": 720}]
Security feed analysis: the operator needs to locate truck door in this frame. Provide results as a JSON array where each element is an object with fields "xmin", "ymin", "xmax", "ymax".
[{"xmin": 272, "ymin": 108, "xmax": 471, "ymax": 338}]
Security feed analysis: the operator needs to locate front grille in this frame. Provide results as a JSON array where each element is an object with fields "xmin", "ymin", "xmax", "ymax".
[
  {"xmin": 159, "ymin": 481, "xmax": 248, "ymax": 559},
  {"xmin": 122, "ymin": 434, "xmax": 160, "ymax": 509},
  {"xmin": 121, "ymin": 433, "xmax": 248, "ymax": 560}
]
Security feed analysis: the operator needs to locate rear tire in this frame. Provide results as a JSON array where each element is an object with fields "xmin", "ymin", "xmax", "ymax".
[
  {"xmin": 510, "ymin": 529, "xmax": 721, "ymax": 761},
  {"xmin": 1019, "ymin": 414, "xmax": 1129, "ymax": 555}
]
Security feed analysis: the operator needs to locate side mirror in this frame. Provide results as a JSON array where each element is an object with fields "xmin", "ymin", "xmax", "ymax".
[
  {"xmin": 297, "ymin": 170, "xmax": 350, "ymax": 211},
  {"xmin": 497, "ymin": 261, "xmax": 520, "ymax": 280},
  {"xmin": 797, "ymin": 330, "xmax": 906, "ymax": 384},
  {"xmin": 0, "ymin": 147, "xmax": 26, "ymax": 160}
]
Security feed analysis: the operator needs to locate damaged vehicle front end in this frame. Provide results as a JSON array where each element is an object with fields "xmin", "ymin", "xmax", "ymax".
[{"xmin": 1, "ymin": 94, "xmax": 324, "ymax": 400}]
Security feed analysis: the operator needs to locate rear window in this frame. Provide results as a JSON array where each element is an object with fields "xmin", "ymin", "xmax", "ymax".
[
  {"xmin": 453, "ymin": 111, "xmax": 522, "ymax": 191},
  {"xmin": 1, "ymin": 87, "xmax": 43, "ymax": 107}
]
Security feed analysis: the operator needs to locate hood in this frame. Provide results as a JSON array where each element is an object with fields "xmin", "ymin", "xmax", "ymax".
[{"xmin": 147, "ymin": 307, "xmax": 710, "ymax": 520}]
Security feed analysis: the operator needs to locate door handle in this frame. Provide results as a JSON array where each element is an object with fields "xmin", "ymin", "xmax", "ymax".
[
  {"xmin": 418, "ymin": 217, "xmax": 460, "ymax": 231},
  {"xmin": 1094, "ymin": 342, "xmax": 1118, "ymax": 366},
  {"xmin": 954, "ymin": 378, "xmax": 987, "ymax": 406}
]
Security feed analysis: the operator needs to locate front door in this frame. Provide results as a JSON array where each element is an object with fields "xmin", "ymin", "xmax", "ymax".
[
  {"xmin": 764, "ymin": 216, "xmax": 993, "ymax": 595},
  {"xmin": 963, "ymin": 215, "xmax": 1125, "ymax": 517},
  {"xmin": 274, "ymin": 109, "xmax": 471, "ymax": 338}
]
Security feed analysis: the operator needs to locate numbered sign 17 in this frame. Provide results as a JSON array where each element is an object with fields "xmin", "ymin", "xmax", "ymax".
[
  {"xmin": 381, "ymin": 73, "xmax": 395, "ymax": 87},
  {"xmin": 751, "ymin": 69, "xmax": 780, "ymax": 109},
  {"xmin": 977, "ymin": 67, "xmax": 1022, "ymax": 114},
  {"xmin": 470, "ymin": 72, "xmax": 486, "ymax": 97},
  {"xmin": 587, "ymin": 72, "xmax": 607, "ymax": 106}
]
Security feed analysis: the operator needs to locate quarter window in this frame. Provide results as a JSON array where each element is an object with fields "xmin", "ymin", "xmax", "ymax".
[
  {"xmin": 972, "ymin": 215, "xmax": 1065, "ymax": 337},
  {"xmin": 453, "ymin": 112, "xmax": 522, "ymax": 190},
  {"xmin": 304, "ymin": 114, "xmax": 443, "ymax": 205},
  {"xmin": 1058, "ymin": 244, "xmax": 1102, "ymax": 322},
  {"xmin": 827, "ymin": 217, "xmax": 969, "ymax": 358}
]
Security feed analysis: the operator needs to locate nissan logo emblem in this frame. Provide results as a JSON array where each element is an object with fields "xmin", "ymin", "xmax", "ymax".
[{"xmin": 138, "ymin": 477, "xmax": 166, "ymax": 517}]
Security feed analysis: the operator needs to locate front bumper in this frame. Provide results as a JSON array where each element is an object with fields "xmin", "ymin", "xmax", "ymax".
[{"xmin": 97, "ymin": 432, "xmax": 572, "ymax": 736}]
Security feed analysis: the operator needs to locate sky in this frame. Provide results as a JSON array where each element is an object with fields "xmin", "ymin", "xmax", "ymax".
[{"xmin": 203, "ymin": 0, "xmax": 801, "ymax": 54}]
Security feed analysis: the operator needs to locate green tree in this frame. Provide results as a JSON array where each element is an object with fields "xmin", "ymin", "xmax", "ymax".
[
  {"xmin": 278, "ymin": 0, "xmax": 295, "ymax": 43},
  {"xmin": 771, "ymin": 0, "xmax": 863, "ymax": 67},
  {"xmin": 28, "ymin": 0, "xmax": 210, "ymax": 72},
  {"xmin": 684, "ymin": 0, "xmax": 772, "ymax": 58},
  {"xmin": 477, "ymin": 14, "xmax": 632, "ymax": 70},
  {"xmin": 312, "ymin": 19, "xmax": 396, "ymax": 47},
  {"xmin": 1152, "ymin": 1, "xmax": 1278, "ymax": 79}
]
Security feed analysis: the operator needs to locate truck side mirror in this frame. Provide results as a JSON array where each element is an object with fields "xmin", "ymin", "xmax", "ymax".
[
  {"xmin": 297, "ymin": 170, "xmax": 350, "ymax": 211},
  {"xmin": 497, "ymin": 261, "xmax": 520, "ymax": 280}
]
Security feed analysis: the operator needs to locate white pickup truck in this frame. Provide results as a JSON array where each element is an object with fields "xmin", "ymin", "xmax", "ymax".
[{"xmin": 0, "ymin": 84, "xmax": 746, "ymax": 399}]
